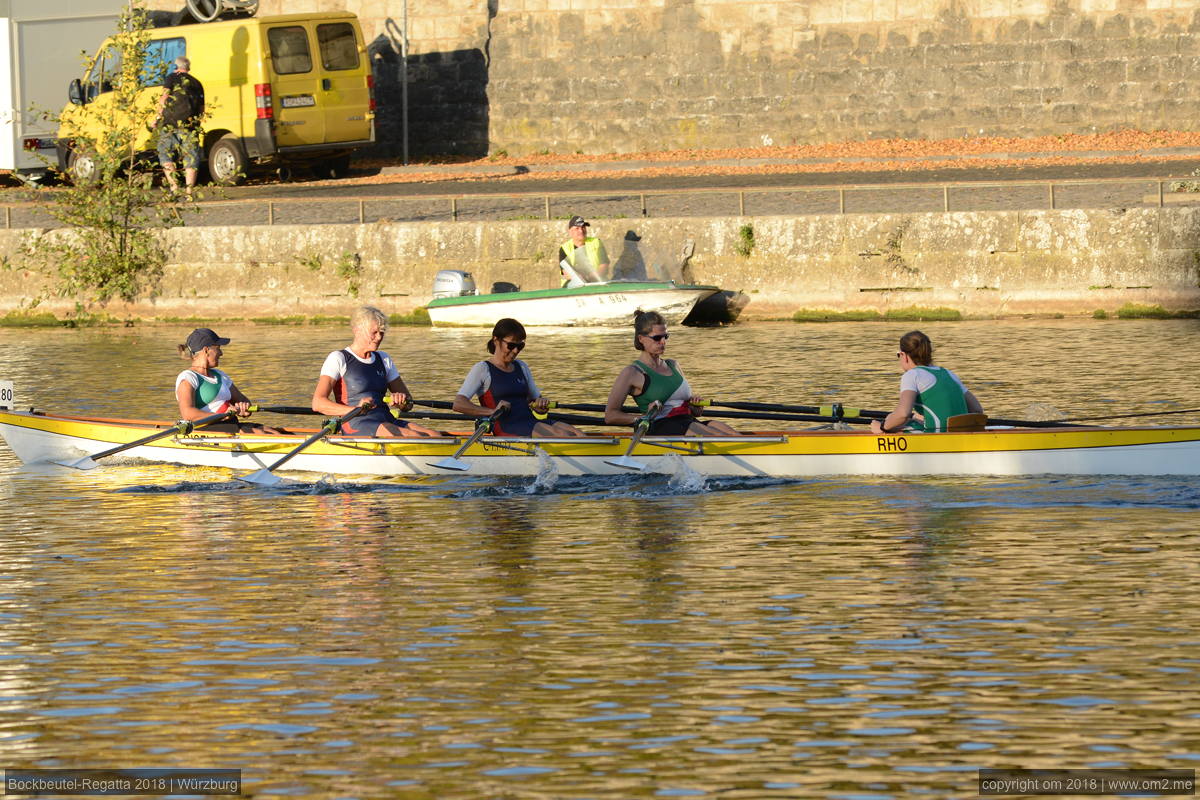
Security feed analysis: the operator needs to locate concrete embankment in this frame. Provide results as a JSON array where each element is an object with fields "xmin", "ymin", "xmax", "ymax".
[{"xmin": 2, "ymin": 207, "xmax": 1199, "ymax": 321}]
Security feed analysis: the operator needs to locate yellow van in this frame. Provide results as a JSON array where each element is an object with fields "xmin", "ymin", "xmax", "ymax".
[{"xmin": 57, "ymin": 12, "xmax": 374, "ymax": 184}]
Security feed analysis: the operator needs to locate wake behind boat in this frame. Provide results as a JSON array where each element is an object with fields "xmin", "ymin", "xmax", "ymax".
[{"xmin": 4, "ymin": 405, "xmax": 1200, "ymax": 478}]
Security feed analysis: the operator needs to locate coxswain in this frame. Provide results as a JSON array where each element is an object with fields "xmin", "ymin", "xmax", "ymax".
[{"xmin": 871, "ymin": 330, "xmax": 984, "ymax": 434}]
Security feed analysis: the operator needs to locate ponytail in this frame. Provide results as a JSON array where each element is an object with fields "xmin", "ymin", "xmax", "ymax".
[{"xmin": 899, "ymin": 330, "xmax": 933, "ymax": 366}]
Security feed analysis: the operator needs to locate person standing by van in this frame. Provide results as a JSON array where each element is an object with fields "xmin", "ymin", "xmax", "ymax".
[{"xmin": 156, "ymin": 56, "xmax": 205, "ymax": 198}]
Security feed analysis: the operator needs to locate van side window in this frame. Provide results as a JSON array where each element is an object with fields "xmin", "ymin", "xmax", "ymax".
[
  {"xmin": 141, "ymin": 38, "xmax": 186, "ymax": 87},
  {"xmin": 86, "ymin": 45, "xmax": 123, "ymax": 98},
  {"xmin": 317, "ymin": 24, "xmax": 359, "ymax": 70},
  {"xmin": 268, "ymin": 27, "xmax": 312, "ymax": 75}
]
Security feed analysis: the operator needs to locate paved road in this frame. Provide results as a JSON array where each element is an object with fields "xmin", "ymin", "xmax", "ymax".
[{"xmin": 6, "ymin": 156, "xmax": 1200, "ymax": 230}]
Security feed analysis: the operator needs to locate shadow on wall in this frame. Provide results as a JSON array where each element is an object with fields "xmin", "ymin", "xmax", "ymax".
[
  {"xmin": 368, "ymin": 19, "xmax": 489, "ymax": 159},
  {"xmin": 612, "ymin": 231, "xmax": 696, "ymax": 283}
]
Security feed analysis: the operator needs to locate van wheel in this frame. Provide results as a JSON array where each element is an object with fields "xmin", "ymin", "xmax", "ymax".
[
  {"xmin": 67, "ymin": 148, "xmax": 99, "ymax": 185},
  {"xmin": 185, "ymin": 0, "xmax": 221, "ymax": 22},
  {"xmin": 207, "ymin": 136, "xmax": 247, "ymax": 185}
]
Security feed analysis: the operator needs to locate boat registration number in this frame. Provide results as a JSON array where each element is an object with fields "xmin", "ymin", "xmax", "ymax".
[
  {"xmin": 0, "ymin": 380, "xmax": 12, "ymax": 408},
  {"xmin": 577, "ymin": 293, "xmax": 626, "ymax": 307}
]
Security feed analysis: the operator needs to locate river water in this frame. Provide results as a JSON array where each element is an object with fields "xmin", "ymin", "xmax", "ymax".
[{"xmin": 1, "ymin": 320, "xmax": 1198, "ymax": 798}]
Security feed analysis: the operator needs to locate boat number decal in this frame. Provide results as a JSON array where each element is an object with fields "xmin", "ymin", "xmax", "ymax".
[
  {"xmin": 576, "ymin": 294, "xmax": 627, "ymax": 307},
  {"xmin": 877, "ymin": 436, "xmax": 907, "ymax": 452},
  {"xmin": 0, "ymin": 380, "xmax": 12, "ymax": 407}
]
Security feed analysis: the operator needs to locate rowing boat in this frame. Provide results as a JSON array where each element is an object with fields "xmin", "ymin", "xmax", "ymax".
[{"xmin": 3, "ymin": 407, "xmax": 1200, "ymax": 477}]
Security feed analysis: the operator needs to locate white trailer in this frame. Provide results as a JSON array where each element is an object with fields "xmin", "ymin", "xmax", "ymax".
[{"xmin": 0, "ymin": 0, "xmax": 120, "ymax": 181}]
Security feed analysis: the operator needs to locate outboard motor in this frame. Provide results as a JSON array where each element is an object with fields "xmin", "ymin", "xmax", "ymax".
[{"xmin": 432, "ymin": 270, "xmax": 477, "ymax": 298}]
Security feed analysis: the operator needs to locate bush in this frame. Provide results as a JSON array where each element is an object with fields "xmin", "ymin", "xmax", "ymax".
[{"xmin": 25, "ymin": 3, "xmax": 191, "ymax": 306}]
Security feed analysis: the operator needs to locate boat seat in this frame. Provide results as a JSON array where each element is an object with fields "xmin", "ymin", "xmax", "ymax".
[{"xmin": 947, "ymin": 413, "xmax": 988, "ymax": 432}]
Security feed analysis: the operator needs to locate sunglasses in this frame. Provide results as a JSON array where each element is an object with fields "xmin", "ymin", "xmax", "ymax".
[
  {"xmin": 644, "ymin": 333, "xmax": 670, "ymax": 342},
  {"xmin": 501, "ymin": 339, "xmax": 526, "ymax": 352}
]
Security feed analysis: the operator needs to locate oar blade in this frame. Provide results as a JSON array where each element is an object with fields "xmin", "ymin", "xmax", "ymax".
[
  {"xmin": 604, "ymin": 454, "xmax": 648, "ymax": 471},
  {"xmin": 238, "ymin": 468, "xmax": 286, "ymax": 487},
  {"xmin": 428, "ymin": 456, "xmax": 472, "ymax": 472},
  {"xmin": 53, "ymin": 455, "xmax": 101, "ymax": 470}
]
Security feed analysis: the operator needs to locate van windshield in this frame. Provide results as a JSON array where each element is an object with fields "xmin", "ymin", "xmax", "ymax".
[
  {"xmin": 318, "ymin": 23, "xmax": 359, "ymax": 70},
  {"xmin": 268, "ymin": 27, "xmax": 312, "ymax": 74}
]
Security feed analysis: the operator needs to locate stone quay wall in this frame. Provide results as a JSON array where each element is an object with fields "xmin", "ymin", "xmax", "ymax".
[
  {"xmin": 3, "ymin": 208, "xmax": 1199, "ymax": 319},
  {"xmin": 150, "ymin": 0, "xmax": 1200, "ymax": 157}
]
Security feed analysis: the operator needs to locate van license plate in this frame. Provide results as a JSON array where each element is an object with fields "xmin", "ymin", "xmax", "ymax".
[{"xmin": 281, "ymin": 95, "xmax": 316, "ymax": 108}]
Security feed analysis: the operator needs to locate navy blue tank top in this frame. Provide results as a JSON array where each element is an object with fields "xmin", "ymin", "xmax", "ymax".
[
  {"xmin": 482, "ymin": 361, "xmax": 536, "ymax": 436},
  {"xmin": 337, "ymin": 349, "xmax": 396, "ymax": 429}
]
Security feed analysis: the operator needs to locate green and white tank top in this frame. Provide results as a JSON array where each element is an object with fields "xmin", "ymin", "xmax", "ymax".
[
  {"xmin": 631, "ymin": 359, "xmax": 691, "ymax": 419},
  {"xmin": 900, "ymin": 365, "xmax": 968, "ymax": 432},
  {"xmin": 175, "ymin": 368, "xmax": 233, "ymax": 413}
]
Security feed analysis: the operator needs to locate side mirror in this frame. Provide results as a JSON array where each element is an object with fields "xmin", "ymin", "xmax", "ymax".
[{"xmin": 68, "ymin": 78, "xmax": 84, "ymax": 105}]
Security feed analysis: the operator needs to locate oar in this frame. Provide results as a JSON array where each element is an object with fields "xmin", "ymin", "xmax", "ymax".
[
  {"xmin": 428, "ymin": 407, "xmax": 506, "ymax": 472},
  {"xmin": 704, "ymin": 400, "xmax": 1093, "ymax": 429},
  {"xmin": 55, "ymin": 409, "xmax": 237, "ymax": 470},
  {"xmin": 604, "ymin": 402, "xmax": 660, "ymax": 471},
  {"xmin": 541, "ymin": 400, "xmax": 864, "ymax": 427},
  {"xmin": 238, "ymin": 404, "xmax": 369, "ymax": 486}
]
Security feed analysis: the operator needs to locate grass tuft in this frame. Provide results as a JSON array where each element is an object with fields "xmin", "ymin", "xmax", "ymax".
[{"xmin": 389, "ymin": 307, "xmax": 432, "ymax": 326}]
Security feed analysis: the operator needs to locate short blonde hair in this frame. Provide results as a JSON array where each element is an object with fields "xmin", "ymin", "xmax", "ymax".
[{"xmin": 351, "ymin": 305, "xmax": 388, "ymax": 334}]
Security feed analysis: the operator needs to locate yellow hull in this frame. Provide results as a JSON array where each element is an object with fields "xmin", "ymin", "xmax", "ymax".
[{"xmin": 2, "ymin": 408, "xmax": 1200, "ymax": 478}]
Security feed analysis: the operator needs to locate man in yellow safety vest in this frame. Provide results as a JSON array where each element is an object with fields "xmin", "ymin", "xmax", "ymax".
[{"xmin": 558, "ymin": 215, "xmax": 610, "ymax": 286}]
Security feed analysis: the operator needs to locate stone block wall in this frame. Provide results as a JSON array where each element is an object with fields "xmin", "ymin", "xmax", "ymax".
[
  {"xmin": 3, "ymin": 208, "xmax": 1199, "ymax": 319},
  {"xmin": 143, "ymin": 0, "xmax": 1200, "ymax": 157}
]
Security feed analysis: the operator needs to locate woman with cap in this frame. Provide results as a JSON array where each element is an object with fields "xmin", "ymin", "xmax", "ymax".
[
  {"xmin": 176, "ymin": 327, "xmax": 277, "ymax": 433},
  {"xmin": 311, "ymin": 306, "xmax": 441, "ymax": 438},
  {"xmin": 452, "ymin": 318, "xmax": 584, "ymax": 438},
  {"xmin": 557, "ymin": 214, "xmax": 609, "ymax": 285},
  {"xmin": 604, "ymin": 310, "xmax": 738, "ymax": 437}
]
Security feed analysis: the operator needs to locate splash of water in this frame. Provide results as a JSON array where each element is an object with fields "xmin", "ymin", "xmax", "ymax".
[
  {"xmin": 526, "ymin": 447, "xmax": 560, "ymax": 494},
  {"xmin": 663, "ymin": 454, "xmax": 708, "ymax": 493}
]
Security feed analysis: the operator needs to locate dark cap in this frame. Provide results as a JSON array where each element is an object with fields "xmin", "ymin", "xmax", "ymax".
[
  {"xmin": 568, "ymin": 215, "xmax": 589, "ymax": 228},
  {"xmin": 186, "ymin": 328, "xmax": 230, "ymax": 352}
]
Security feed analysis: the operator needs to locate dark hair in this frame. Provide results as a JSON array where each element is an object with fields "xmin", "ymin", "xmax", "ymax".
[
  {"xmin": 633, "ymin": 309, "xmax": 666, "ymax": 350},
  {"xmin": 487, "ymin": 317, "xmax": 527, "ymax": 353},
  {"xmin": 177, "ymin": 344, "xmax": 194, "ymax": 359},
  {"xmin": 899, "ymin": 330, "xmax": 933, "ymax": 366}
]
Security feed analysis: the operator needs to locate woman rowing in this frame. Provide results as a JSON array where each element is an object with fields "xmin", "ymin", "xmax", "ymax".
[
  {"xmin": 175, "ymin": 327, "xmax": 279, "ymax": 434},
  {"xmin": 452, "ymin": 318, "xmax": 583, "ymax": 437},
  {"xmin": 311, "ymin": 306, "xmax": 441, "ymax": 437},
  {"xmin": 604, "ymin": 310, "xmax": 738, "ymax": 436},
  {"xmin": 871, "ymin": 330, "xmax": 984, "ymax": 434}
]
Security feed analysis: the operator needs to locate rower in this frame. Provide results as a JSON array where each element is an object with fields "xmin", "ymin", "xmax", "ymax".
[
  {"xmin": 604, "ymin": 310, "xmax": 739, "ymax": 437},
  {"xmin": 175, "ymin": 327, "xmax": 280, "ymax": 434},
  {"xmin": 452, "ymin": 317, "xmax": 584, "ymax": 438},
  {"xmin": 312, "ymin": 306, "xmax": 442, "ymax": 437},
  {"xmin": 871, "ymin": 330, "xmax": 984, "ymax": 434}
]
